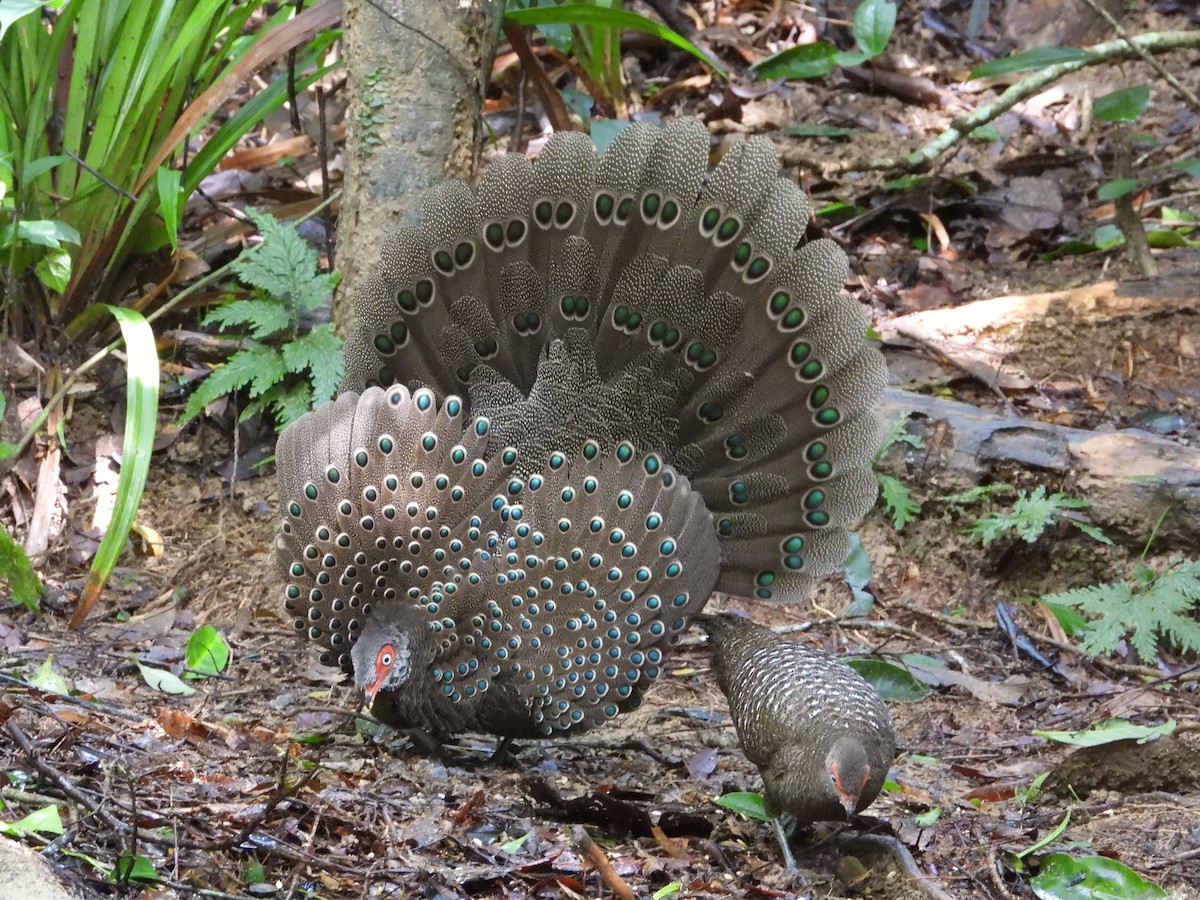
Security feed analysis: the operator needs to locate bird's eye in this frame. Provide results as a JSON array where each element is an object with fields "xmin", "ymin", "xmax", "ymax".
[{"xmin": 377, "ymin": 645, "xmax": 394, "ymax": 669}]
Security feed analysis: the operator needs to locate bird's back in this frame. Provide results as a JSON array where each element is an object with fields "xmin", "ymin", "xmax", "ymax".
[{"xmin": 699, "ymin": 614, "xmax": 893, "ymax": 771}]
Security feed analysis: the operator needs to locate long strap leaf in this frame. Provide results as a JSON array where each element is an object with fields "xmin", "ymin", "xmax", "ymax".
[{"xmin": 70, "ymin": 306, "xmax": 159, "ymax": 629}]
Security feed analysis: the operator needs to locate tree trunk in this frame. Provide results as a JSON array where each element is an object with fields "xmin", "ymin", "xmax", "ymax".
[{"xmin": 336, "ymin": 0, "xmax": 504, "ymax": 333}]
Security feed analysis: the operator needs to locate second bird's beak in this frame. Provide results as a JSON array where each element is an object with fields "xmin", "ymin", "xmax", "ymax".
[{"xmin": 838, "ymin": 790, "xmax": 859, "ymax": 819}]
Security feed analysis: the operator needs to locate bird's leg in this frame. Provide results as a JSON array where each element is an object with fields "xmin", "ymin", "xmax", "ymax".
[
  {"xmin": 772, "ymin": 813, "xmax": 803, "ymax": 872},
  {"xmin": 490, "ymin": 735, "xmax": 518, "ymax": 763},
  {"xmin": 404, "ymin": 727, "xmax": 444, "ymax": 756}
]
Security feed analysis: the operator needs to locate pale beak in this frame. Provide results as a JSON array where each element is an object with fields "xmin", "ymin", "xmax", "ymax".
[{"xmin": 837, "ymin": 789, "xmax": 859, "ymax": 819}]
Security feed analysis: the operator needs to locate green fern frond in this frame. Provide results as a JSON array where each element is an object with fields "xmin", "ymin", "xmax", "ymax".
[
  {"xmin": 180, "ymin": 344, "xmax": 287, "ymax": 424},
  {"xmin": 180, "ymin": 209, "xmax": 342, "ymax": 430},
  {"xmin": 877, "ymin": 473, "xmax": 920, "ymax": 530},
  {"xmin": 1044, "ymin": 558, "xmax": 1200, "ymax": 662},
  {"xmin": 203, "ymin": 297, "xmax": 291, "ymax": 339},
  {"xmin": 235, "ymin": 209, "xmax": 337, "ymax": 312},
  {"xmin": 281, "ymin": 324, "xmax": 344, "ymax": 407},
  {"xmin": 964, "ymin": 485, "xmax": 1111, "ymax": 546}
]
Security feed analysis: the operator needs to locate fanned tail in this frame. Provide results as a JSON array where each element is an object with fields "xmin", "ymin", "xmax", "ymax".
[{"xmin": 338, "ymin": 119, "xmax": 884, "ymax": 603}]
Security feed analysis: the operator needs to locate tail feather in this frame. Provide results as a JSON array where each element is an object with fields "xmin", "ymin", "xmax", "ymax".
[{"xmin": 336, "ymin": 119, "xmax": 885, "ymax": 606}]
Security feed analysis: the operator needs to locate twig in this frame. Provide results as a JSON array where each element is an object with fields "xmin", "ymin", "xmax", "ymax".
[
  {"xmin": 535, "ymin": 45, "xmax": 617, "ymax": 120},
  {"xmin": 1152, "ymin": 845, "xmax": 1200, "ymax": 868},
  {"xmin": 696, "ymin": 836, "xmax": 740, "ymax": 878},
  {"xmin": 776, "ymin": 616, "xmax": 944, "ymax": 647},
  {"xmin": 1112, "ymin": 133, "xmax": 1156, "ymax": 277},
  {"xmin": 286, "ymin": 0, "xmax": 307, "ymax": 137},
  {"xmin": 156, "ymin": 882, "xmax": 260, "ymax": 900},
  {"xmin": 987, "ymin": 846, "xmax": 1021, "ymax": 899},
  {"xmin": 785, "ymin": 30, "xmax": 1200, "ymax": 177},
  {"xmin": 894, "ymin": 601, "xmax": 1200, "ymax": 683},
  {"xmin": 650, "ymin": 824, "xmax": 689, "ymax": 860},
  {"xmin": 4, "ymin": 718, "xmax": 322, "ymax": 852},
  {"xmin": 503, "ymin": 22, "xmax": 577, "ymax": 133},
  {"xmin": 511, "ymin": 53, "xmax": 529, "ymax": 155},
  {"xmin": 642, "ymin": 0, "xmax": 697, "ymax": 40},
  {"xmin": 0, "ymin": 672, "xmax": 145, "ymax": 721},
  {"xmin": 316, "ymin": 81, "xmax": 336, "ymax": 270},
  {"xmin": 572, "ymin": 825, "xmax": 636, "ymax": 900},
  {"xmin": 0, "ymin": 786, "xmax": 65, "ymax": 807},
  {"xmin": 840, "ymin": 833, "xmax": 956, "ymax": 900},
  {"xmin": 1075, "ymin": 0, "xmax": 1200, "ymax": 114},
  {"xmin": 62, "ymin": 149, "xmax": 139, "ymax": 204},
  {"xmin": 6, "ymin": 718, "xmax": 135, "ymax": 835}
]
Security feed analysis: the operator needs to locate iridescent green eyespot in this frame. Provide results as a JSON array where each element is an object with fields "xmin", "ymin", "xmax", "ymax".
[
  {"xmin": 816, "ymin": 408, "xmax": 840, "ymax": 426},
  {"xmin": 717, "ymin": 217, "xmax": 740, "ymax": 242}
]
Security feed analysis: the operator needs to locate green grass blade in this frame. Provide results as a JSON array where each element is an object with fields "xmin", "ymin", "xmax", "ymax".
[
  {"xmin": 505, "ymin": 5, "xmax": 728, "ymax": 79},
  {"xmin": 84, "ymin": 0, "xmax": 146, "ymax": 170},
  {"xmin": 182, "ymin": 47, "xmax": 337, "ymax": 196},
  {"xmin": 74, "ymin": 0, "xmax": 158, "ymax": 242},
  {"xmin": 60, "ymin": 0, "xmax": 96, "ymax": 193},
  {"xmin": 12, "ymin": 7, "xmax": 72, "ymax": 198},
  {"xmin": 156, "ymin": 166, "xmax": 182, "ymax": 250},
  {"xmin": 116, "ymin": 2, "xmax": 226, "ymax": 160},
  {"xmin": 74, "ymin": 306, "xmax": 159, "ymax": 626}
]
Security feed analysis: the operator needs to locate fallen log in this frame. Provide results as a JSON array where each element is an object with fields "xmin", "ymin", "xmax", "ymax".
[{"xmin": 879, "ymin": 387, "xmax": 1200, "ymax": 551}]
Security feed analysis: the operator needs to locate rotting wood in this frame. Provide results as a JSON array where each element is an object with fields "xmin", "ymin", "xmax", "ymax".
[
  {"xmin": 880, "ymin": 277, "xmax": 1200, "ymax": 390},
  {"xmin": 880, "ymin": 388, "xmax": 1200, "ymax": 550}
]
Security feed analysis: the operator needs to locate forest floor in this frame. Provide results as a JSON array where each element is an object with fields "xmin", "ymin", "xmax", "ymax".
[{"xmin": 3, "ymin": 1, "xmax": 1200, "ymax": 898}]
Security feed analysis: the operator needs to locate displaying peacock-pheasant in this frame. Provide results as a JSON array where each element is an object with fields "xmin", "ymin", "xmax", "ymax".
[
  {"xmin": 697, "ymin": 613, "xmax": 895, "ymax": 868},
  {"xmin": 274, "ymin": 118, "xmax": 886, "ymax": 742}
]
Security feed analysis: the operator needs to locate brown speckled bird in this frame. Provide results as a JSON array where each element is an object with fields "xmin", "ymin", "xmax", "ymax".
[
  {"xmin": 697, "ymin": 613, "xmax": 894, "ymax": 867},
  {"xmin": 273, "ymin": 119, "xmax": 886, "ymax": 744}
]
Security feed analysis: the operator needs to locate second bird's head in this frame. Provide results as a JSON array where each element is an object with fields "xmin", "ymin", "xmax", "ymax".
[{"xmin": 766, "ymin": 735, "xmax": 878, "ymax": 822}]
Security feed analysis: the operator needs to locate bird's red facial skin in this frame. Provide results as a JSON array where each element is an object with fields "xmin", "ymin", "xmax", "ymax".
[
  {"xmin": 369, "ymin": 644, "xmax": 395, "ymax": 700},
  {"xmin": 831, "ymin": 762, "xmax": 871, "ymax": 815}
]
